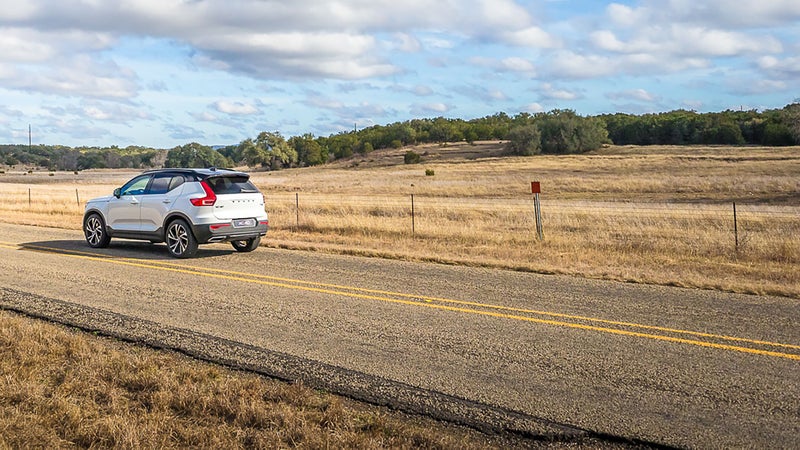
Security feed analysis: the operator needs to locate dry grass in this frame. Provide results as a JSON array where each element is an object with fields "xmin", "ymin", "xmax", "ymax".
[
  {"xmin": 0, "ymin": 144, "xmax": 798, "ymax": 298},
  {"xmin": 0, "ymin": 310, "xmax": 501, "ymax": 449}
]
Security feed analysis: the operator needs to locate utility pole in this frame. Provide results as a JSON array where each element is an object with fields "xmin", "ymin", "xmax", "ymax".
[{"xmin": 28, "ymin": 124, "xmax": 32, "ymax": 152}]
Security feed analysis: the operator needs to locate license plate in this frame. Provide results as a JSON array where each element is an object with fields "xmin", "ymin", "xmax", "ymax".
[{"xmin": 233, "ymin": 218, "xmax": 256, "ymax": 228}]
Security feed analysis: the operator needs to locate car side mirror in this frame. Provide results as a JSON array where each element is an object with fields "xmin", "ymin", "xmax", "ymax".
[{"xmin": 113, "ymin": 188, "xmax": 121, "ymax": 198}]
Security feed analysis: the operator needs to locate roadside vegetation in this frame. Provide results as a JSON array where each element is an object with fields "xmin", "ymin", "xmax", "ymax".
[{"xmin": 0, "ymin": 310, "xmax": 504, "ymax": 448}]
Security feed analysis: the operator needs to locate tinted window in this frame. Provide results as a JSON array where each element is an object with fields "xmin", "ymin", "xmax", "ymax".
[
  {"xmin": 148, "ymin": 174, "xmax": 185, "ymax": 194},
  {"xmin": 148, "ymin": 174, "xmax": 172, "ymax": 194},
  {"xmin": 120, "ymin": 175, "xmax": 151, "ymax": 196},
  {"xmin": 168, "ymin": 176, "xmax": 185, "ymax": 192},
  {"xmin": 206, "ymin": 176, "xmax": 259, "ymax": 195}
]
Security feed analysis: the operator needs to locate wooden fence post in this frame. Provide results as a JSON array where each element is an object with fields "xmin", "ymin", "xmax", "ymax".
[{"xmin": 532, "ymin": 182, "xmax": 543, "ymax": 240}]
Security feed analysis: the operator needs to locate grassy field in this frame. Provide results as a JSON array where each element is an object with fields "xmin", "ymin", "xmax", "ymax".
[{"xmin": 1, "ymin": 143, "xmax": 796, "ymax": 298}]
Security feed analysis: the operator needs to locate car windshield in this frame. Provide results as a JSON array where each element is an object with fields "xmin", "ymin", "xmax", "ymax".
[{"xmin": 206, "ymin": 175, "xmax": 259, "ymax": 195}]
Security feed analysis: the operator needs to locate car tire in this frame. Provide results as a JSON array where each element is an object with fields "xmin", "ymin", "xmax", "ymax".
[
  {"xmin": 231, "ymin": 236, "xmax": 261, "ymax": 252},
  {"xmin": 166, "ymin": 219, "xmax": 198, "ymax": 258},
  {"xmin": 84, "ymin": 213, "xmax": 111, "ymax": 248}
]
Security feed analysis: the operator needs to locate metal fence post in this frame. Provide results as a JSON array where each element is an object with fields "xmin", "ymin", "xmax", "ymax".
[
  {"xmin": 411, "ymin": 193, "xmax": 415, "ymax": 235},
  {"xmin": 733, "ymin": 202, "xmax": 738, "ymax": 253}
]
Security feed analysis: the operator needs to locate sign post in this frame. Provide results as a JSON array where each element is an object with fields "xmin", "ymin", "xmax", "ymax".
[{"xmin": 531, "ymin": 182, "xmax": 543, "ymax": 240}]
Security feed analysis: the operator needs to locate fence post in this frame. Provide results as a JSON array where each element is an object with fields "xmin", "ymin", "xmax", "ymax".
[
  {"xmin": 531, "ymin": 182, "xmax": 543, "ymax": 240},
  {"xmin": 295, "ymin": 192, "xmax": 299, "ymax": 230},
  {"xmin": 28, "ymin": 188, "xmax": 31, "ymax": 207},
  {"xmin": 733, "ymin": 202, "xmax": 738, "ymax": 253},
  {"xmin": 411, "ymin": 193, "xmax": 415, "ymax": 235},
  {"xmin": 76, "ymin": 189, "xmax": 80, "ymax": 205}
]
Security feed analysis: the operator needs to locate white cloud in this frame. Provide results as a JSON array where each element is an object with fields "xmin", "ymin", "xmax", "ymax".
[
  {"xmin": 501, "ymin": 57, "xmax": 536, "ymax": 74},
  {"xmin": 469, "ymin": 56, "xmax": 536, "ymax": 75},
  {"xmin": 0, "ymin": 55, "xmax": 138, "ymax": 99},
  {"xmin": 539, "ymin": 83, "xmax": 579, "ymax": 101},
  {"xmin": 727, "ymin": 78, "xmax": 788, "ymax": 96},
  {"xmin": 592, "ymin": 26, "xmax": 781, "ymax": 58},
  {"xmin": 606, "ymin": 0, "xmax": 800, "ymax": 28},
  {"xmin": 213, "ymin": 100, "xmax": 259, "ymax": 115},
  {"xmin": 453, "ymin": 85, "xmax": 509, "ymax": 103},
  {"xmin": 0, "ymin": 0, "xmax": 557, "ymax": 82},
  {"xmin": 391, "ymin": 84, "xmax": 435, "ymax": 96},
  {"xmin": 411, "ymin": 102, "xmax": 450, "ymax": 115},
  {"xmin": 421, "ymin": 36, "xmax": 455, "ymax": 50},
  {"xmin": 523, "ymin": 102, "xmax": 544, "ymax": 113},
  {"xmin": 393, "ymin": 33, "xmax": 421, "ymax": 53},
  {"xmin": 79, "ymin": 101, "xmax": 151, "ymax": 122},
  {"xmin": 606, "ymin": 89, "xmax": 659, "ymax": 103},
  {"xmin": 501, "ymin": 27, "xmax": 561, "ymax": 48},
  {"xmin": 758, "ymin": 56, "xmax": 800, "ymax": 78},
  {"xmin": 190, "ymin": 111, "xmax": 219, "ymax": 123},
  {"xmin": 606, "ymin": 3, "xmax": 646, "ymax": 27},
  {"xmin": 412, "ymin": 85, "xmax": 434, "ymax": 96},
  {"xmin": 547, "ymin": 52, "xmax": 617, "ymax": 79},
  {"xmin": 304, "ymin": 94, "xmax": 345, "ymax": 110}
]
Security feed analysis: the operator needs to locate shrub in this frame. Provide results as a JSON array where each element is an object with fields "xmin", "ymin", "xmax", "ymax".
[
  {"xmin": 404, "ymin": 151, "xmax": 421, "ymax": 164},
  {"xmin": 425, "ymin": 169, "xmax": 435, "ymax": 176}
]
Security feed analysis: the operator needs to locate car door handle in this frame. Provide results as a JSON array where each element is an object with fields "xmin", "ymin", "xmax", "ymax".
[
  {"xmin": 162, "ymin": 199, "xmax": 172, "ymax": 204},
  {"xmin": 130, "ymin": 200, "xmax": 139, "ymax": 205}
]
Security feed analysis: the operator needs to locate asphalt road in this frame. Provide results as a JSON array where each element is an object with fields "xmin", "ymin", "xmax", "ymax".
[{"xmin": 0, "ymin": 223, "xmax": 797, "ymax": 448}]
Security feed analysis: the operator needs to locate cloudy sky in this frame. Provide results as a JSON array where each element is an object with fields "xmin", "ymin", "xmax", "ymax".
[{"xmin": 1, "ymin": 0, "xmax": 798, "ymax": 148}]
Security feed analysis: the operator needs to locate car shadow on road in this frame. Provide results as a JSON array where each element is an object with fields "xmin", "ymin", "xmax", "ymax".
[{"xmin": 19, "ymin": 240, "xmax": 236, "ymax": 260}]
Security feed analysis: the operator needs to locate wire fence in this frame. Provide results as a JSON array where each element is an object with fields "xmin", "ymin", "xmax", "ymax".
[
  {"xmin": 1, "ymin": 185, "xmax": 798, "ymax": 261},
  {"xmin": 257, "ymin": 192, "xmax": 799, "ymax": 258}
]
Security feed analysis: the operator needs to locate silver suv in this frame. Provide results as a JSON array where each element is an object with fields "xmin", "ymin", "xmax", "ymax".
[{"xmin": 83, "ymin": 168, "xmax": 269, "ymax": 258}]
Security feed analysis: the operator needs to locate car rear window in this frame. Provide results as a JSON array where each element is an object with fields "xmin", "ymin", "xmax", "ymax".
[{"xmin": 206, "ymin": 175, "xmax": 259, "ymax": 195}]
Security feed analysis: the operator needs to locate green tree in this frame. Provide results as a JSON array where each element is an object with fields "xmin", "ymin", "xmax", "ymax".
[
  {"xmin": 537, "ymin": 110, "xmax": 607, "ymax": 153},
  {"xmin": 507, "ymin": 124, "xmax": 541, "ymax": 156},
  {"xmin": 255, "ymin": 131, "xmax": 298, "ymax": 169},
  {"xmin": 166, "ymin": 142, "xmax": 232, "ymax": 168},
  {"xmin": 238, "ymin": 138, "xmax": 268, "ymax": 168},
  {"xmin": 289, "ymin": 134, "xmax": 326, "ymax": 166}
]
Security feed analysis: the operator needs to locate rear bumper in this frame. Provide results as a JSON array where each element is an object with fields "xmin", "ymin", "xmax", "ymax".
[{"xmin": 192, "ymin": 221, "xmax": 268, "ymax": 244}]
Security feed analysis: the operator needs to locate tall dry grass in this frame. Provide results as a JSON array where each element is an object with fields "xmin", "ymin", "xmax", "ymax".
[
  {"xmin": 0, "ymin": 310, "xmax": 499, "ymax": 448},
  {"xmin": 0, "ymin": 144, "xmax": 798, "ymax": 297}
]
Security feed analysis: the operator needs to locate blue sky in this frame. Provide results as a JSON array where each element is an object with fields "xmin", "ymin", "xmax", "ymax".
[{"xmin": 1, "ymin": 0, "xmax": 798, "ymax": 148}]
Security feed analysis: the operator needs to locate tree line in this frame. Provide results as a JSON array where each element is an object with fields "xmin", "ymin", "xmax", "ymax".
[{"xmin": 3, "ymin": 104, "xmax": 798, "ymax": 171}]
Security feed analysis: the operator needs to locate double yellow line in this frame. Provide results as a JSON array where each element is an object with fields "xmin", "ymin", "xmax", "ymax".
[{"xmin": 4, "ymin": 241, "xmax": 800, "ymax": 361}]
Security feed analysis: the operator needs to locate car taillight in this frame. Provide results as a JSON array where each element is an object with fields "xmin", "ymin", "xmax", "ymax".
[{"xmin": 190, "ymin": 181, "xmax": 217, "ymax": 206}]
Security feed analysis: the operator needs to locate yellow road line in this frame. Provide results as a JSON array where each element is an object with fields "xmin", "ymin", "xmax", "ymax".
[
  {"xmin": 16, "ymin": 242, "xmax": 797, "ymax": 353},
  {"xmin": 4, "ymin": 241, "xmax": 800, "ymax": 361},
  {"xmin": 136, "ymin": 259, "xmax": 800, "ymax": 351}
]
